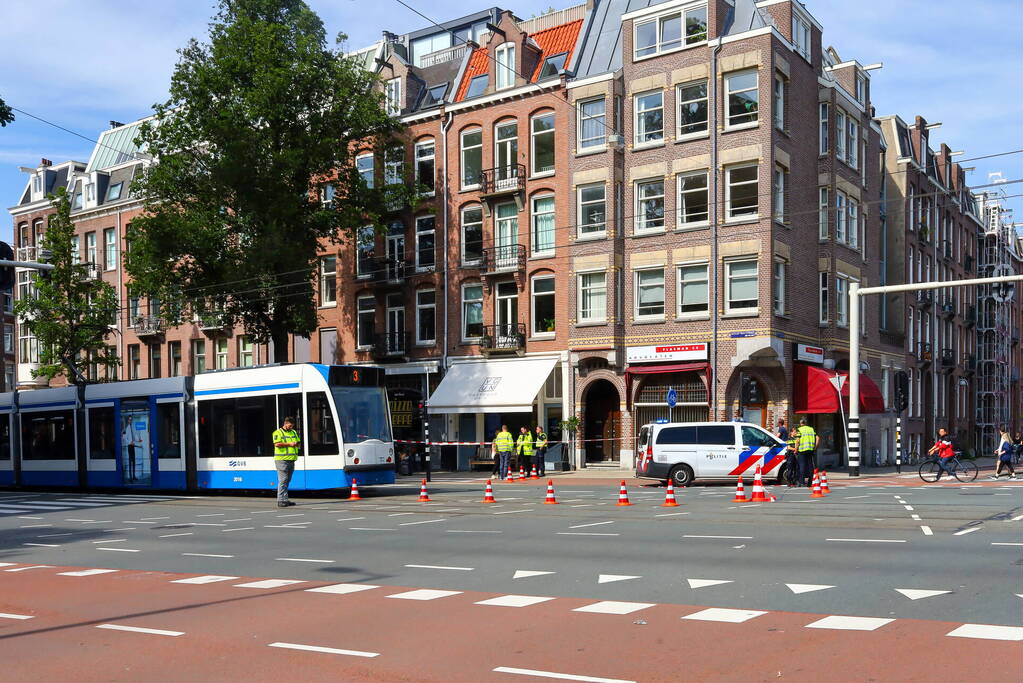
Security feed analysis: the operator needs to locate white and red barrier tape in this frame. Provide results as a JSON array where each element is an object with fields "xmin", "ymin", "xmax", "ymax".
[{"xmin": 395, "ymin": 436, "xmax": 638, "ymax": 446}]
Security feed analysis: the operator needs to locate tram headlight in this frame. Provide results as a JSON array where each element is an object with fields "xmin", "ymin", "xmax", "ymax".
[{"xmin": 347, "ymin": 449, "xmax": 355, "ymax": 458}]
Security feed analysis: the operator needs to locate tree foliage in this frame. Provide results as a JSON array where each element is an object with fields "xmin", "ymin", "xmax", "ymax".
[
  {"xmin": 0, "ymin": 96, "xmax": 13, "ymax": 127},
  {"xmin": 128, "ymin": 0, "xmax": 411, "ymax": 361},
  {"xmin": 13, "ymin": 188, "xmax": 120, "ymax": 384}
]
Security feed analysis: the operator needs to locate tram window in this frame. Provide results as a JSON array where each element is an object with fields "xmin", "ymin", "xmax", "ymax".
[
  {"xmin": 88, "ymin": 407, "xmax": 116, "ymax": 459},
  {"xmin": 157, "ymin": 403, "xmax": 182, "ymax": 459},
  {"xmin": 21, "ymin": 410, "xmax": 75, "ymax": 460},
  {"xmin": 306, "ymin": 391, "xmax": 339, "ymax": 455},
  {"xmin": 277, "ymin": 393, "xmax": 303, "ymax": 434},
  {"xmin": 238, "ymin": 396, "xmax": 275, "ymax": 457},
  {"xmin": 198, "ymin": 396, "xmax": 275, "ymax": 457},
  {"xmin": 0, "ymin": 417, "xmax": 10, "ymax": 460},
  {"xmin": 331, "ymin": 386, "xmax": 392, "ymax": 443}
]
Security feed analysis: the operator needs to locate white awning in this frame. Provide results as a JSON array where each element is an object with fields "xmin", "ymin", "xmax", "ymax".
[{"xmin": 428, "ymin": 357, "xmax": 559, "ymax": 414}]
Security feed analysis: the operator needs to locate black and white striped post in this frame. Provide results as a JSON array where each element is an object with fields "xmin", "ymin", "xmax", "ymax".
[
  {"xmin": 895, "ymin": 416, "xmax": 902, "ymax": 474},
  {"xmin": 422, "ymin": 401, "xmax": 432, "ymax": 483}
]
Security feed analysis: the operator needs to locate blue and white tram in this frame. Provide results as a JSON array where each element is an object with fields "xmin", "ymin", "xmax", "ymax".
[
  {"xmin": 194, "ymin": 363, "xmax": 395, "ymax": 489},
  {"xmin": 2, "ymin": 364, "xmax": 396, "ymax": 491}
]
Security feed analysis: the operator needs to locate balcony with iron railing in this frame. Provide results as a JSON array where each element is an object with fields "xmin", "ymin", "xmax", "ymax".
[
  {"xmin": 198, "ymin": 312, "xmax": 230, "ymax": 334},
  {"xmin": 916, "ymin": 342, "xmax": 932, "ymax": 365},
  {"xmin": 939, "ymin": 299, "xmax": 956, "ymax": 319},
  {"xmin": 479, "ymin": 164, "xmax": 525, "ymax": 198},
  {"xmin": 480, "ymin": 323, "xmax": 526, "ymax": 353},
  {"xmin": 915, "ymin": 290, "xmax": 933, "ymax": 308},
  {"xmin": 133, "ymin": 315, "xmax": 164, "ymax": 338},
  {"xmin": 372, "ymin": 331, "xmax": 410, "ymax": 360},
  {"xmin": 16, "ymin": 245, "xmax": 39, "ymax": 262},
  {"xmin": 481, "ymin": 244, "xmax": 526, "ymax": 275},
  {"xmin": 940, "ymin": 348, "xmax": 956, "ymax": 370},
  {"xmin": 354, "ymin": 257, "xmax": 407, "ymax": 284}
]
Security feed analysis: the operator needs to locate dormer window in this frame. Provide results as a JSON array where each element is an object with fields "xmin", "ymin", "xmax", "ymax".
[
  {"xmin": 106, "ymin": 182, "xmax": 124, "ymax": 201},
  {"xmin": 422, "ymin": 83, "xmax": 448, "ymax": 107},
  {"xmin": 792, "ymin": 13, "xmax": 811, "ymax": 61},
  {"xmin": 538, "ymin": 52, "xmax": 567, "ymax": 80},
  {"xmin": 85, "ymin": 183, "xmax": 96, "ymax": 203},
  {"xmin": 385, "ymin": 77, "xmax": 402, "ymax": 116},
  {"xmin": 466, "ymin": 74, "xmax": 488, "ymax": 98},
  {"xmin": 72, "ymin": 191, "xmax": 83, "ymax": 210},
  {"xmin": 855, "ymin": 73, "xmax": 866, "ymax": 104},
  {"xmin": 495, "ymin": 43, "xmax": 516, "ymax": 90},
  {"xmin": 32, "ymin": 175, "xmax": 42, "ymax": 195},
  {"xmin": 634, "ymin": 5, "xmax": 707, "ymax": 60}
]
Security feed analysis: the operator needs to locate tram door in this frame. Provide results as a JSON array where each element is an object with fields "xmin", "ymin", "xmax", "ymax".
[{"xmin": 120, "ymin": 401, "xmax": 153, "ymax": 486}]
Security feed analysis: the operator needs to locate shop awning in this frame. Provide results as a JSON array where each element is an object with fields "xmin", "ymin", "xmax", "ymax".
[
  {"xmin": 427, "ymin": 357, "xmax": 559, "ymax": 414},
  {"xmin": 793, "ymin": 363, "xmax": 885, "ymax": 414},
  {"xmin": 625, "ymin": 362, "xmax": 711, "ymax": 407}
]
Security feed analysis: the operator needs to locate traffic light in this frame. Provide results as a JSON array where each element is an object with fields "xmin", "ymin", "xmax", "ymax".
[
  {"xmin": 0, "ymin": 241, "xmax": 13, "ymax": 290},
  {"xmin": 894, "ymin": 371, "xmax": 909, "ymax": 412},
  {"xmin": 740, "ymin": 374, "xmax": 762, "ymax": 404}
]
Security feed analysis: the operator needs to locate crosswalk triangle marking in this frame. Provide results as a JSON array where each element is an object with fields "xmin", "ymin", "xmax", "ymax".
[
  {"xmin": 686, "ymin": 578, "xmax": 732, "ymax": 589},
  {"xmin": 895, "ymin": 588, "xmax": 951, "ymax": 600},
  {"xmin": 598, "ymin": 574, "xmax": 641, "ymax": 584},
  {"xmin": 786, "ymin": 583, "xmax": 835, "ymax": 594},
  {"xmin": 512, "ymin": 570, "xmax": 555, "ymax": 579}
]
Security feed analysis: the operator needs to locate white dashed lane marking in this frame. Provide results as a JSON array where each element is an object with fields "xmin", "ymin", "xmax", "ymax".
[
  {"xmin": 682, "ymin": 608, "xmax": 766, "ymax": 623},
  {"xmin": 59, "ymin": 569, "xmax": 118, "ymax": 577},
  {"xmin": 171, "ymin": 575, "xmax": 238, "ymax": 584},
  {"xmin": 268, "ymin": 642, "xmax": 379, "ymax": 658},
  {"xmin": 305, "ymin": 584, "xmax": 379, "ymax": 595},
  {"xmin": 572, "ymin": 601, "xmax": 653, "ymax": 615},
  {"xmin": 492, "ymin": 666, "xmax": 634, "ymax": 683},
  {"xmin": 475, "ymin": 595, "xmax": 555, "ymax": 608},
  {"xmin": 234, "ymin": 579, "xmax": 306, "ymax": 589},
  {"xmin": 386, "ymin": 589, "xmax": 463, "ymax": 601},
  {"xmin": 805, "ymin": 616, "xmax": 894, "ymax": 631},
  {"xmin": 96, "ymin": 624, "xmax": 184, "ymax": 637},
  {"xmin": 946, "ymin": 624, "xmax": 1023, "ymax": 641},
  {"xmin": 0, "ymin": 613, "xmax": 34, "ymax": 620}
]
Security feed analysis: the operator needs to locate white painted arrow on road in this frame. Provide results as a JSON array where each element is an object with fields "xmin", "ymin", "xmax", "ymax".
[
  {"xmin": 687, "ymin": 579, "xmax": 733, "ymax": 589},
  {"xmin": 895, "ymin": 589, "xmax": 951, "ymax": 600},
  {"xmin": 598, "ymin": 574, "xmax": 640, "ymax": 584},
  {"xmin": 786, "ymin": 583, "xmax": 835, "ymax": 595},
  {"xmin": 513, "ymin": 570, "xmax": 555, "ymax": 579}
]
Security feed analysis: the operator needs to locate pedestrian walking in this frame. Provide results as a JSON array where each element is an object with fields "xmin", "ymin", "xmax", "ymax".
[
  {"xmin": 1013, "ymin": 431, "xmax": 1023, "ymax": 465},
  {"xmin": 516, "ymin": 426, "xmax": 534, "ymax": 475},
  {"xmin": 795, "ymin": 419, "xmax": 819, "ymax": 487},
  {"xmin": 994, "ymin": 428, "xmax": 1017, "ymax": 479},
  {"xmin": 927, "ymin": 427, "xmax": 955, "ymax": 481},
  {"xmin": 534, "ymin": 425, "xmax": 548, "ymax": 476},
  {"xmin": 493, "ymin": 425, "xmax": 514, "ymax": 480},
  {"xmin": 732, "ymin": 409, "xmax": 744, "ymax": 422},
  {"xmin": 272, "ymin": 416, "xmax": 301, "ymax": 507}
]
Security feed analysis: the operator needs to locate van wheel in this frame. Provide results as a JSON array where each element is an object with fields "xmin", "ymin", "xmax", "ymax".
[{"xmin": 669, "ymin": 464, "xmax": 694, "ymax": 487}]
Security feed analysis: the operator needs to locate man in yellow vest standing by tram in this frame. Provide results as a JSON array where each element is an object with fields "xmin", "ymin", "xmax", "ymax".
[{"xmin": 272, "ymin": 416, "xmax": 301, "ymax": 507}]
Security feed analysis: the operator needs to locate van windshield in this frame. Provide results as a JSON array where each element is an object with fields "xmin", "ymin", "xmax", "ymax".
[{"xmin": 741, "ymin": 426, "xmax": 778, "ymax": 448}]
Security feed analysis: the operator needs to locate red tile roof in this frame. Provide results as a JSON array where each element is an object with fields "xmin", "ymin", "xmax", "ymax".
[
  {"xmin": 529, "ymin": 19, "xmax": 583, "ymax": 82},
  {"xmin": 454, "ymin": 48, "xmax": 489, "ymax": 102}
]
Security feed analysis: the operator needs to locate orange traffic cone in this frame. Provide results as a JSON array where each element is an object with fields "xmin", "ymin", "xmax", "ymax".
[
  {"xmin": 810, "ymin": 471, "xmax": 824, "ymax": 498},
  {"xmin": 732, "ymin": 477, "xmax": 749, "ymax": 503},
  {"xmin": 749, "ymin": 465, "xmax": 768, "ymax": 502},
  {"xmin": 349, "ymin": 478, "xmax": 362, "ymax": 501},
  {"xmin": 481, "ymin": 480, "xmax": 496, "ymax": 504},
  {"xmin": 418, "ymin": 479, "xmax": 432, "ymax": 502},
  {"xmin": 543, "ymin": 480, "xmax": 558, "ymax": 504},
  {"xmin": 530, "ymin": 464, "xmax": 539, "ymax": 480},
  {"xmin": 615, "ymin": 480, "xmax": 632, "ymax": 506},
  {"xmin": 505, "ymin": 467, "xmax": 515, "ymax": 483},
  {"xmin": 661, "ymin": 481, "xmax": 680, "ymax": 507},
  {"xmin": 519, "ymin": 465, "xmax": 525, "ymax": 480},
  {"xmin": 820, "ymin": 470, "xmax": 831, "ymax": 494}
]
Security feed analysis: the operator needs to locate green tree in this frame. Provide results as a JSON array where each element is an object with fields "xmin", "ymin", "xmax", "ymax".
[
  {"xmin": 128, "ymin": 0, "xmax": 412, "ymax": 361},
  {"xmin": 0, "ymin": 96, "xmax": 13, "ymax": 127},
  {"xmin": 14, "ymin": 188, "xmax": 120, "ymax": 384}
]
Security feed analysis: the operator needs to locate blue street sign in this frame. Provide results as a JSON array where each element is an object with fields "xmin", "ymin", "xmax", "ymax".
[{"xmin": 666, "ymin": 387, "xmax": 678, "ymax": 408}]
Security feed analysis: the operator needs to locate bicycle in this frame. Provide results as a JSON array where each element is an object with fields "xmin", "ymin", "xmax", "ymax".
[{"xmin": 918, "ymin": 451, "xmax": 979, "ymax": 483}]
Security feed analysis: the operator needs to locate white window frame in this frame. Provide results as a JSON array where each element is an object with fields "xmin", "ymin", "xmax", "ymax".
[
  {"xmin": 819, "ymin": 103, "xmax": 829, "ymax": 155},
  {"xmin": 855, "ymin": 73, "xmax": 866, "ymax": 104},
  {"xmin": 495, "ymin": 42, "xmax": 515, "ymax": 90},
  {"xmin": 215, "ymin": 338, "xmax": 228, "ymax": 370},
  {"xmin": 725, "ymin": 163, "xmax": 758, "ymax": 220},
  {"xmin": 415, "ymin": 215, "xmax": 436, "ymax": 271},
  {"xmin": 460, "ymin": 128, "xmax": 483, "ymax": 190},
  {"xmin": 819, "ymin": 272, "xmax": 829, "ymax": 324},
  {"xmin": 835, "ymin": 110, "xmax": 846, "ymax": 160},
  {"xmin": 103, "ymin": 227, "xmax": 117, "ymax": 271},
  {"xmin": 415, "ymin": 289, "xmax": 436, "ymax": 345},
  {"xmin": 530, "ymin": 194, "xmax": 555, "ymax": 256},
  {"xmin": 792, "ymin": 13, "xmax": 811, "ymax": 61},
  {"xmin": 847, "ymin": 117, "xmax": 859, "ymax": 168},
  {"xmin": 530, "ymin": 275, "xmax": 556, "ymax": 338},
  {"xmin": 724, "ymin": 70, "xmax": 759, "ymax": 129},
  {"xmin": 835, "ymin": 191, "xmax": 847, "ymax": 243},
  {"xmin": 578, "ymin": 270, "xmax": 607, "ymax": 324},
  {"xmin": 634, "ymin": 267, "xmax": 665, "ymax": 320},
  {"xmin": 385, "ymin": 77, "xmax": 401, "ymax": 116},
  {"xmin": 847, "ymin": 198, "xmax": 859, "ymax": 249},
  {"xmin": 773, "ymin": 259, "xmax": 787, "ymax": 316},
  {"xmin": 725, "ymin": 259, "xmax": 759, "ymax": 315},
  {"xmin": 633, "ymin": 90, "xmax": 664, "ymax": 146},
  {"xmin": 836, "ymin": 276, "xmax": 848, "ymax": 327},
  {"xmin": 191, "ymin": 339, "xmax": 206, "ymax": 374},
  {"xmin": 773, "ymin": 74, "xmax": 785, "ymax": 130},
  {"xmin": 818, "ymin": 188, "xmax": 829, "ymax": 240},
  {"xmin": 676, "ymin": 170, "xmax": 709, "ymax": 230},
  {"xmin": 238, "ymin": 335, "xmax": 254, "ymax": 368},
  {"xmin": 357, "ymin": 295, "xmax": 375, "ymax": 349},
  {"xmin": 319, "ymin": 255, "xmax": 337, "ymax": 306},
  {"xmin": 460, "ymin": 205, "xmax": 484, "ymax": 265},
  {"xmin": 773, "ymin": 165, "xmax": 786, "ymax": 224},
  {"xmin": 461, "ymin": 283, "xmax": 484, "ymax": 341},
  {"xmin": 356, "ymin": 152, "xmax": 374, "ymax": 189},
  {"xmin": 676, "ymin": 262, "xmax": 708, "ymax": 318},
  {"xmin": 530, "ymin": 112, "xmax": 556, "ymax": 177},
  {"xmin": 414, "ymin": 139, "xmax": 435, "ymax": 195},
  {"xmin": 577, "ymin": 97, "xmax": 607, "ymax": 150},
  {"xmin": 676, "ymin": 80, "xmax": 708, "ymax": 139},
  {"xmin": 633, "ymin": 5, "xmax": 708, "ymax": 60},
  {"xmin": 577, "ymin": 183, "xmax": 607, "ymax": 238},
  {"xmin": 634, "ymin": 178, "xmax": 665, "ymax": 234}
]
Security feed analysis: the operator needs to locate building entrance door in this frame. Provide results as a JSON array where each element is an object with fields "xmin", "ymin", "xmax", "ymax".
[{"xmin": 584, "ymin": 379, "xmax": 619, "ymax": 463}]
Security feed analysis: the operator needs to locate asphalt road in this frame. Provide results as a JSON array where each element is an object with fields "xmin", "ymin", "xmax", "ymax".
[{"xmin": 1, "ymin": 477, "xmax": 1022, "ymax": 681}]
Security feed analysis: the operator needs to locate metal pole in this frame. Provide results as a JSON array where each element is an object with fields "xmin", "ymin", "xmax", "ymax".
[
  {"xmin": 895, "ymin": 415, "xmax": 902, "ymax": 474},
  {"xmin": 848, "ymin": 282, "xmax": 861, "ymax": 477},
  {"xmin": 422, "ymin": 402, "xmax": 431, "ymax": 483}
]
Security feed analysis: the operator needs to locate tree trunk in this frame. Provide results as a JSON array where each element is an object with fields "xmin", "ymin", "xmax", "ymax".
[{"xmin": 271, "ymin": 325, "xmax": 291, "ymax": 364}]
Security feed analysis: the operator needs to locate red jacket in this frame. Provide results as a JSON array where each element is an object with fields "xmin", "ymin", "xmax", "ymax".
[{"xmin": 933, "ymin": 437, "xmax": 954, "ymax": 459}]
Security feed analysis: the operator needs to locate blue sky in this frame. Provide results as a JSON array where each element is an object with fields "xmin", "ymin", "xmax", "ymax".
[{"xmin": 2, "ymin": 0, "xmax": 1021, "ymax": 239}]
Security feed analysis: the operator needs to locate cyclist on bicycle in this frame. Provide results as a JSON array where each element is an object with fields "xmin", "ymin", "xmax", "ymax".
[{"xmin": 927, "ymin": 427, "xmax": 955, "ymax": 480}]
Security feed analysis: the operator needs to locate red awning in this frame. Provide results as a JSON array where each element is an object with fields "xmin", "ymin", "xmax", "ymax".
[
  {"xmin": 793, "ymin": 363, "xmax": 885, "ymax": 415},
  {"xmin": 625, "ymin": 362, "xmax": 711, "ymax": 408}
]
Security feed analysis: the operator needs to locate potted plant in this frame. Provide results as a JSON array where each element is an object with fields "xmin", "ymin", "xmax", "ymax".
[
  {"xmin": 543, "ymin": 318, "xmax": 556, "ymax": 333},
  {"xmin": 559, "ymin": 415, "xmax": 581, "ymax": 470}
]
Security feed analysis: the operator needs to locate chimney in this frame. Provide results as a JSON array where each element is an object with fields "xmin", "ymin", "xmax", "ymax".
[{"xmin": 40, "ymin": 158, "xmax": 52, "ymax": 167}]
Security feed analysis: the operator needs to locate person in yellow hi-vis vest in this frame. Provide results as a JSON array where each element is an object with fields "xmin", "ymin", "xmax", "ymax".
[
  {"xmin": 516, "ymin": 426, "xmax": 534, "ymax": 475},
  {"xmin": 795, "ymin": 418, "xmax": 819, "ymax": 488},
  {"xmin": 272, "ymin": 416, "xmax": 301, "ymax": 507},
  {"xmin": 534, "ymin": 425, "xmax": 548, "ymax": 476},
  {"xmin": 493, "ymin": 425, "xmax": 515, "ymax": 480}
]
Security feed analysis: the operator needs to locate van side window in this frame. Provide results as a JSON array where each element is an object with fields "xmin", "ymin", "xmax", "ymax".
[
  {"xmin": 637, "ymin": 426, "xmax": 650, "ymax": 450},
  {"xmin": 696, "ymin": 425, "xmax": 734, "ymax": 445},
  {"xmin": 656, "ymin": 426, "xmax": 697, "ymax": 444},
  {"xmin": 741, "ymin": 426, "xmax": 776, "ymax": 448}
]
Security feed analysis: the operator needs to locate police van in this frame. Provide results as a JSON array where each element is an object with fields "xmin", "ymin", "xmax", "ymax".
[{"xmin": 635, "ymin": 421, "xmax": 789, "ymax": 487}]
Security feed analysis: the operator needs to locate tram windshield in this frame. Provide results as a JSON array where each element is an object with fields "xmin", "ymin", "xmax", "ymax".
[{"xmin": 331, "ymin": 386, "xmax": 392, "ymax": 444}]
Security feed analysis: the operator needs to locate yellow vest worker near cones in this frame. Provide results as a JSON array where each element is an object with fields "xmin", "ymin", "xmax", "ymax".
[
  {"xmin": 795, "ymin": 419, "xmax": 819, "ymax": 488},
  {"xmin": 516, "ymin": 427, "xmax": 534, "ymax": 474},
  {"xmin": 493, "ymin": 426, "xmax": 515, "ymax": 481},
  {"xmin": 272, "ymin": 417, "xmax": 301, "ymax": 507}
]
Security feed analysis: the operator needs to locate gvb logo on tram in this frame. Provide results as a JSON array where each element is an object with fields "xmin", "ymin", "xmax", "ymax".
[{"xmin": 0, "ymin": 364, "xmax": 397, "ymax": 491}]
